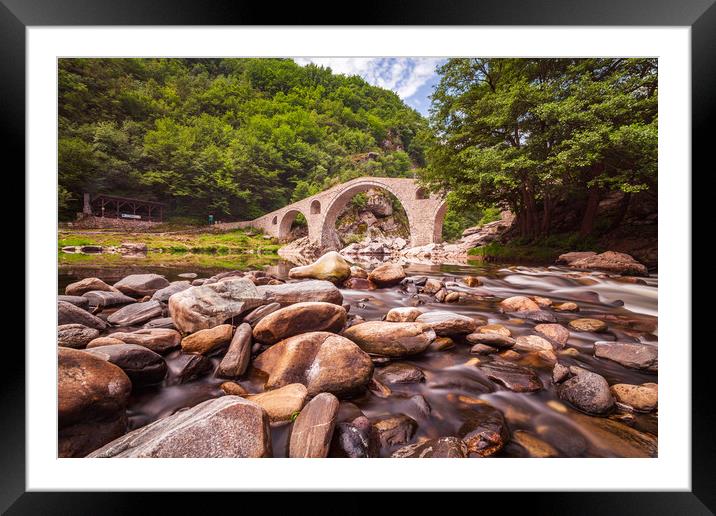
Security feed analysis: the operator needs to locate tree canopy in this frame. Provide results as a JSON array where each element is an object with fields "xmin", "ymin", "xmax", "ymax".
[
  {"xmin": 419, "ymin": 58, "xmax": 657, "ymax": 238},
  {"xmin": 58, "ymin": 58, "xmax": 426, "ymax": 221}
]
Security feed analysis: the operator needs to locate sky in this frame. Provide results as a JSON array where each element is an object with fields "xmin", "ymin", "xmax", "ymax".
[{"xmin": 293, "ymin": 58, "xmax": 445, "ymax": 116}]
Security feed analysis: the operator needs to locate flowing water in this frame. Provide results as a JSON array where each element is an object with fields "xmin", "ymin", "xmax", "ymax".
[{"xmin": 59, "ymin": 257, "xmax": 658, "ymax": 458}]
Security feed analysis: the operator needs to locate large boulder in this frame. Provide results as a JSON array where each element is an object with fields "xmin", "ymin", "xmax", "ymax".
[
  {"xmin": 65, "ymin": 277, "xmax": 114, "ymax": 296},
  {"xmin": 90, "ymin": 328, "xmax": 181, "ymax": 354},
  {"xmin": 168, "ymin": 278, "xmax": 265, "ymax": 333},
  {"xmin": 58, "ymin": 348, "xmax": 132, "ymax": 457},
  {"xmin": 58, "ymin": 300, "xmax": 107, "ymax": 330},
  {"xmin": 84, "ymin": 343, "xmax": 167, "ymax": 386},
  {"xmin": 289, "ymin": 392, "xmax": 340, "ymax": 458},
  {"xmin": 593, "ymin": 341, "xmax": 658, "ymax": 371},
  {"xmin": 252, "ymin": 302, "xmax": 347, "ymax": 344},
  {"xmin": 567, "ymin": 251, "xmax": 648, "ymax": 276},
  {"xmin": 57, "ymin": 324, "xmax": 99, "ymax": 349},
  {"xmin": 216, "ymin": 323, "xmax": 253, "ymax": 378},
  {"xmin": 181, "ymin": 324, "xmax": 233, "ymax": 355},
  {"xmin": 107, "ymin": 300, "xmax": 163, "ymax": 326},
  {"xmin": 342, "ymin": 321, "xmax": 436, "ymax": 357},
  {"xmin": 87, "ymin": 396, "xmax": 272, "ymax": 458},
  {"xmin": 368, "ymin": 263, "xmax": 406, "ymax": 287},
  {"xmin": 253, "ymin": 332, "xmax": 373, "ymax": 397},
  {"xmin": 113, "ymin": 274, "xmax": 170, "ymax": 297},
  {"xmin": 256, "ymin": 280, "xmax": 343, "ymax": 307},
  {"xmin": 556, "ymin": 366, "xmax": 615, "ymax": 415},
  {"xmin": 151, "ymin": 281, "xmax": 191, "ymax": 303},
  {"xmin": 415, "ymin": 311, "xmax": 479, "ymax": 336},
  {"xmin": 288, "ymin": 251, "xmax": 351, "ymax": 284}
]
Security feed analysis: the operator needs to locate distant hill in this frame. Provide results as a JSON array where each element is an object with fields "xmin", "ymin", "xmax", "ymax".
[{"xmin": 58, "ymin": 58, "xmax": 428, "ymax": 222}]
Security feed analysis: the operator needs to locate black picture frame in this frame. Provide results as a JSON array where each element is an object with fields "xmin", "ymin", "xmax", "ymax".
[{"xmin": 4, "ymin": 0, "xmax": 710, "ymax": 512}]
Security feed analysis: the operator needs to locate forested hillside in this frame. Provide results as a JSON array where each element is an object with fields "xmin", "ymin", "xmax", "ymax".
[{"xmin": 58, "ymin": 58, "xmax": 427, "ymax": 221}]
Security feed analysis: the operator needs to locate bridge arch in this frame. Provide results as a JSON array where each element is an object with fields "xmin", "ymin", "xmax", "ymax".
[{"xmin": 277, "ymin": 209, "xmax": 308, "ymax": 242}]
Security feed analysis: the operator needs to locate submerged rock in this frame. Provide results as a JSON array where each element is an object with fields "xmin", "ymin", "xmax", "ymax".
[
  {"xmin": 88, "ymin": 396, "xmax": 272, "ymax": 458},
  {"xmin": 113, "ymin": 274, "xmax": 170, "ymax": 298},
  {"xmin": 479, "ymin": 361, "xmax": 543, "ymax": 393},
  {"xmin": 375, "ymin": 362, "xmax": 425, "ymax": 384},
  {"xmin": 253, "ymin": 331, "xmax": 373, "ymax": 397},
  {"xmin": 557, "ymin": 367, "xmax": 615, "ymax": 415},
  {"xmin": 594, "ymin": 341, "xmax": 658, "ymax": 371},
  {"xmin": 168, "ymin": 278, "xmax": 264, "ymax": 333},
  {"xmin": 342, "ymin": 321, "xmax": 436, "ymax": 357},
  {"xmin": 370, "ymin": 414, "xmax": 418, "ymax": 450},
  {"xmin": 392, "ymin": 436, "xmax": 468, "ymax": 458},
  {"xmin": 252, "ymin": 301, "xmax": 347, "ymax": 344},
  {"xmin": 415, "ymin": 311, "xmax": 479, "ymax": 336},
  {"xmin": 288, "ymin": 251, "xmax": 351, "ymax": 284},
  {"xmin": 458, "ymin": 405, "xmax": 510, "ymax": 457}
]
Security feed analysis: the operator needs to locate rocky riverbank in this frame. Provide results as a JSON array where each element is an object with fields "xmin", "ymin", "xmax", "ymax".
[{"xmin": 57, "ymin": 251, "xmax": 657, "ymax": 458}]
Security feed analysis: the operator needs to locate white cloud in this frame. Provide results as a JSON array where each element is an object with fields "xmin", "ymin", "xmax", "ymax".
[{"xmin": 293, "ymin": 57, "xmax": 441, "ymax": 102}]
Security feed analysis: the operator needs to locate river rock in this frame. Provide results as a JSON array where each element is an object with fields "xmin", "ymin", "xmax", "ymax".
[
  {"xmin": 169, "ymin": 278, "xmax": 264, "ymax": 333},
  {"xmin": 58, "ymin": 324, "xmax": 100, "ymax": 349},
  {"xmin": 535, "ymin": 323, "xmax": 570, "ymax": 347},
  {"xmin": 142, "ymin": 317, "xmax": 176, "ymax": 330},
  {"xmin": 422, "ymin": 278, "xmax": 444, "ymax": 294},
  {"xmin": 170, "ymin": 353, "xmax": 213, "ymax": 383},
  {"xmin": 594, "ymin": 341, "xmax": 658, "ymax": 371},
  {"xmin": 499, "ymin": 296, "xmax": 540, "ymax": 313},
  {"xmin": 375, "ymin": 363, "xmax": 425, "ymax": 384},
  {"xmin": 512, "ymin": 430, "xmax": 559, "ymax": 458},
  {"xmin": 557, "ymin": 367, "xmax": 615, "ymax": 415},
  {"xmin": 58, "ymin": 348, "xmax": 132, "ymax": 457},
  {"xmin": 84, "ymin": 343, "xmax": 167, "ymax": 386},
  {"xmin": 178, "ymin": 272, "xmax": 197, "ymax": 279},
  {"xmin": 88, "ymin": 396, "xmax": 271, "ymax": 458},
  {"xmin": 253, "ymin": 332, "xmax": 373, "ymax": 397},
  {"xmin": 385, "ymin": 307, "xmax": 423, "ymax": 322},
  {"xmin": 350, "ymin": 265, "xmax": 368, "ymax": 278},
  {"xmin": 415, "ymin": 311, "xmax": 479, "ymax": 336},
  {"xmin": 479, "ymin": 361, "xmax": 543, "ymax": 392},
  {"xmin": 181, "ymin": 324, "xmax": 233, "ymax": 355},
  {"xmin": 464, "ymin": 276, "xmax": 482, "ymax": 287},
  {"xmin": 82, "ymin": 290, "xmax": 137, "ymax": 308},
  {"xmin": 458, "ymin": 405, "xmax": 510, "ymax": 457},
  {"xmin": 242, "ymin": 302, "xmax": 281, "ymax": 327},
  {"xmin": 216, "ymin": 323, "xmax": 252, "ymax": 378},
  {"xmin": 106, "ymin": 300, "xmax": 163, "ymax": 326},
  {"xmin": 554, "ymin": 302, "xmax": 579, "ymax": 312},
  {"xmin": 65, "ymin": 277, "xmax": 115, "ymax": 296},
  {"xmin": 252, "ymin": 302, "xmax": 347, "ymax": 344},
  {"xmin": 569, "ymin": 318, "xmax": 608, "ymax": 333},
  {"xmin": 470, "ymin": 343, "xmax": 499, "ymax": 355},
  {"xmin": 58, "ymin": 300, "xmax": 107, "ymax": 330},
  {"xmin": 430, "ymin": 336, "xmax": 455, "ymax": 351},
  {"xmin": 113, "ymin": 274, "xmax": 170, "ymax": 297},
  {"xmin": 256, "ymin": 280, "xmax": 343, "ymax": 307},
  {"xmin": 466, "ymin": 332, "xmax": 515, "ymax": 348},
  {"xmin": 392, "ymin": 436, "xmax": 468, "ymax": 458},
  {"xmin": 57, "ymin": 295, "xmax": 90, "ymax": 310},
  {"xmin": 246, "ymin": 383, "xmax": 308, "ymax": 424},
  {"xmin": 610, "ymin": 383, "xmax": 658, "ymax": 412},
  {"xmin": 552, "ymin": 362, "xmax": 570, "ymax": 383},
  {"xmin": 571, "ymin": 413, "xmax": 657, "ymax": 457},
  {"xmin": 556, "ymin": 251, "xmax": 597, "ymax": 265},
  {"xmin": 289, "ymin": 392, "xmax": 340, "ymax": 458},
  {"xmin": 331, "ymin": 417, "xmax": 373, "ymax": 457},
  {"xmin": 342, "ymin": 321, "xmax": 436, "ymax": 357},
  {"xmin": 368, "ymin": 263, "xmax": 406, "ymax": 287},
  {"xmin": 288, "ymin": 251, "xmax": 351, "ymax": 284},
  {"xmin": 568, "ymin": 251, "xmax": 648, "ymax": 276},
  {"xmin": 517, "ymin": 310, "xmax": 558, "ymax": 323},
  {"xmin": 220, "ymin": 381, "xmax": 248, "ymax": 396},
  {"xmin": 94, "ymin": 328, "xmax": 181, "ymax": 354},
  {"xmin": 532, "ymin": 296, "xmax": 552, "ymax": 307},
  {"xmin": 514, "ymin": 335, "xmax": 557, "ymax": 362},
  {"xmin": 87, "ymin": 336, "xmax": 125, "ymax": 348},
  {"xmin": 151, "ymin": 281, "xmax": 191, "ymax": 303},
  {"xmin": 370, "ymin": 414, "xmax": 417, "ymax": 450},
  {"xmin": 477, "ymin": 324, "xmax": 511, "ymax": 337}
]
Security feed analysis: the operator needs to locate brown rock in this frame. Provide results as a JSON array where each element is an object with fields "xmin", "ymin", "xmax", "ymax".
[
  {"xmin": 554, "ymin": 301, "xmax": 579, "ymax": 312},
  {"xmin": 181, "ymin": 324, "xmax": 233, "ymax": 355},
  {"xmin": 512, "ymin": 430, "xmax": 559, "ymax": 458},
  {"xmin": 343, "ymin": 277, "xmax": 375, "ymax": 290},
  {"xmin": 532, "ymin": 296, "xmax": 552, "ymax": 307},
  {"xmin": 252, "ymin": 302, "xmax": 346, "ymax": 344},
  {"xmin": 83, "ymin": 343, "xmax": 167, "ymax": 386},
  {"xmin": 466, "ymin": 332, "xmax": 515, "ymax": 348},
  {"xmin": 92, "ymin": 328, "xmax": 181, "ymax": 354},
  {"xmin": 88, "ymin": 396, "xmax": 272, "ymax": 458},
  {"xmin": 58, "ymin": 348, "xmax": 131, "ymax": 457},
  {"xmin": 58, "ymin": 324, "xmax": 100, "ymax": 349},
  {"xmin": 444, "ymin": 291, "xmax": 460, "ymax": 303},
  {"xmin": 464, "ymin": 276, "xmax": 482, "ymax": 287},
  {"xmin": 458, "ymin": 405, "xmax": 509, "ymax": 457},
  {"xmin": 113, "ymin": 273, "xmax": 170, "ymax": 297},
  {"xmin": 350, "ymin": 265, "xmax": 368, "ymax": 278},
  {"xmin": 415, "ymin": 311, "xmax": 479, "ymax": 336},
  {"xmin": 610, "ymin": 383, "xmax": 658, "ymax": 412},
  {"xmin": 220, "ymin": 381, "xmax": 248, "ymax": 396},
  {"xmin": 257, "ymin": 280, "xmax": 343, "ymax": 307},
  {"xmin": 289, "ymin": 392, "xmax": 340, "ymax": 458},
  {"xmin": 82, "ymin": 290, "xmax": 137, "ymax": 308},
  {"xmin": 430, "ymin": 336, "xmax": 455, "ymax": 351},
  {"xmin": 342, "ymin": 321, "xmax": 436, "ymax": 357},
  {"xmin": 242, "ymin": 302, "xmax": 281, "ymax": 327},
  {"xmin": 170, "ymin": 353, "xmax": 212, "ymax": 384},
  {"xmin": 58, "ymin": 300, "xmax": 107, "ymax": 330},
  {"xmin": 253, "ymin": 332, "xmax": 373, "ymax": 397},
  {"xmin": 107, "ymin": 300, "xmax": 163, "ymax": 326},
  {"xmin": 479, "ymin": 361, "xmax": 543, "ymax": 392},
  {"xmin": 288, "ymin": 251, "xmax": 351, "ymax": 284},
  {"xmin": 535, "ymin": 323, "xmax": 570, "ymax": 347},
  {"xmin": 87, "ymin": 336, "xmax": 125, "ymax": 348},
  {"xmin": 247, "ymin": 383, "xmax": 308, "ymax": 424},
  {"xmin": 392, "ymin": 436, "xmax": 468, "ymax": 458},
  {"xmin": 557, "ymin": 366, "xmax": 615, "ymax": 415},
  {"xmin": 371, "ymin": 414, "xmax": 417, "ymax": 449},
  {"xmin": 499, "ymin": 296, "xmax": 540, "ymax": 313},
  {"xmin": 216, "ymin": 323, "xmax": 252, "ymax": 378},
  {"xmin": 65, "ymin": 277, "xmax": 114, "ymax": 296},
  {"xmin": 477, "ymin": 324, "xmax": 511, "ymax": 337},
  {"xmin": 375, "ymin": 362, "xmax": 425, "ymax": 384},
  {"xmin": 569, "ymin": 251, "xmax": 648, "ymax": 276},
  {"xmin": 594, "ymin": 341, "xmax": 658, "ymax": 371},
  {"xmin": 385, "ymin": 307, "xmax": 423, "ymax": 322},
  {"xmin": 367, "ymin": 263, "xmax": 406, "ymax": 287},
  {"xmin": 422, "ymin": 278, "xmax": 444, "ymax": 294},
  {"xmin": 569, "ymin": 318, "xmax": 608, "ymax": 333}
]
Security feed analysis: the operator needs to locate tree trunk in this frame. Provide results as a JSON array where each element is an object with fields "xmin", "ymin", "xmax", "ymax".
[
  {"xmin": 541, "ymin": 194, "xmax": 553, "ymax": 236},
  {"xmin": 579, "ymin": 187, "xmax": 601, "ymax": 237},
  {"xmin": 608, "ymin": 192, "xmax": 631, "ymax": 231}
]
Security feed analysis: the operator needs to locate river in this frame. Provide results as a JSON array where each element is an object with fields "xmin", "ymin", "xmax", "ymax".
[{"xmin": 59, "ymin": 257, "xmax": 658, "ymax": 458}]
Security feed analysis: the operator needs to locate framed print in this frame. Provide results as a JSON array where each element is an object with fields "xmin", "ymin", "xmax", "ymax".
[{"xmin": 4, "ymin": 0, "xmax": 712, "ymax": 512}]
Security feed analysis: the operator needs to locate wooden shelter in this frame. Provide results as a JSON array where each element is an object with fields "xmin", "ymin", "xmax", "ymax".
[{"xmin": 85, "ymin": 193, "xmax": 166, "ymax": 222}]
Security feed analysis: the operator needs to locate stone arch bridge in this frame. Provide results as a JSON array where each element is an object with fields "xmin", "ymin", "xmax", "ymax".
[{"xmin": 223, "ymin": 177, "xmax": 447, "ymax": 250}]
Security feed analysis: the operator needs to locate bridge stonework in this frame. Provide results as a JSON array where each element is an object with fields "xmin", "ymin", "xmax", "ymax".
[{"xmin": 223, "ymin": 177, "xmax": 447, "ymax": 251}]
